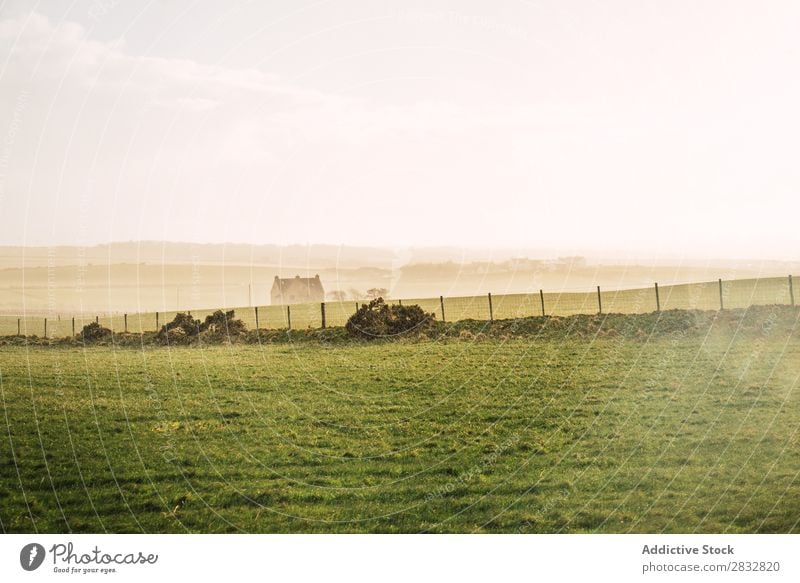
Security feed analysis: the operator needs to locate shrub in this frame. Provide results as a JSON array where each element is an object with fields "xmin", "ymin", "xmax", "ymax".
[
  {"xmin": 158, "ymin": 312, "xmax": 201, "ymax": 340},
  {"xmin": 163, "ymin": 327, "xmax": 188, "ymax": 343},
  {"xmin": 200, "ymin": 310, "xmax": 247, "ymax": 337},
  {"xmin": 346, "ymin": 298, "xmax": 434, "ymax": 339},
  {"xmin": 79, "ymin": 321, "xmax": 112, "ymax": 342},
  {"xmin": 157, "ymin": 310, "xmax": 247, "ymax": 343}
]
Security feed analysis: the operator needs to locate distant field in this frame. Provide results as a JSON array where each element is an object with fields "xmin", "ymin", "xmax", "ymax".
[
  {"xmin": 0, "ymin": 275, "xmax": 794, "ymax": 337},
  {"xmin": 1, "ymin": 321, "xmax": 799, "ymax": 533}
]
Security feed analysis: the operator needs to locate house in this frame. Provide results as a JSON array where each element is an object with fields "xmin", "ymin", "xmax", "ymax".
[{"xmin": 271, "ymin": 275, "xmax": 325, "ymax": 305}]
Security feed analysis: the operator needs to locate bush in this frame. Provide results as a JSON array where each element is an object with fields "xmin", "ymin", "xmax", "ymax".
[
  {"xmin": 158, "ymin": 312, "xmax": 201, "ymax": 340},
  {"xmin": 158, "ymin": 310, "xmax": 247, "ymax": 343},
  {"xmin": 346, "ymin": 298, "xmax": 434, "ymax": 339},
  {"xmin": 79, "ymin": 321, "xmax": 112, "ymax": 342},
  {"xmin": 200, "ymin": 310, "xmax": 247, "ymax": 337}
]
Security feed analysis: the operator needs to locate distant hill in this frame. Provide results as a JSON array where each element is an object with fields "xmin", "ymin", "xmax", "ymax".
[
  {"xmin": 0, "ymin": 242, "xmax": 396, "ymax": 270},
  {"xmin": 0, "ymin": 241, "xmax": 797, "ymax": 314}
]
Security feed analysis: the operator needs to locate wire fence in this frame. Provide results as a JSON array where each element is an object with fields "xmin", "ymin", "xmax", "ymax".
[{"xmin": 0, "ymin": 275, "xmax": 795, "ymax": 338}]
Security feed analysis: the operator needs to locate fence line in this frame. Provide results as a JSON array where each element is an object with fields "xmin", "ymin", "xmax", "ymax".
[{"xmin": 0, "ymin": 275, "xmax": 796, "ymax": 338}]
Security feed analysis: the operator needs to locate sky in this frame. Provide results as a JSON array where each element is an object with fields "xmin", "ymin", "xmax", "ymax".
[{"xmin": 0, "ymin": 0, "xmax": 798, "ymax": 259}]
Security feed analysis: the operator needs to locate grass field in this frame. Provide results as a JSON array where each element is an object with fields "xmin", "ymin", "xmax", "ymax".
[
  {"xmin": 0, "ymin": 275, "xmax": 794, "ymax": 337},
  {"xmin": 1, "ymin": 309, "xmax": 799, "ymax": 533}
]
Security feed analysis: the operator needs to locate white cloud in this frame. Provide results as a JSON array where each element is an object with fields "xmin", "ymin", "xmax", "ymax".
[
  {"xmin": 0, "ymin": 12, "xmax": 332, "ymax": 108},
  {"xmin": 0, "ymin": 11, "xmax": 524, "ymax": 164}
]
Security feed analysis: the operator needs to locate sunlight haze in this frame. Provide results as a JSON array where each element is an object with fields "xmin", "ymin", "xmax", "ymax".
[{"xmin": 0, "ymin": 0, "xmax": 798, "ymax": 259}]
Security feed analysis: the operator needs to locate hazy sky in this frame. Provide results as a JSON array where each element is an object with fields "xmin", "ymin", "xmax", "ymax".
[{"xmin": 0, "ymin": 1, "xmax": 798, "ymax": 259}]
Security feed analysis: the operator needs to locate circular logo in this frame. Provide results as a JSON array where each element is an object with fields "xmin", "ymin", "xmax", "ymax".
[{"xmin": 19, "ymin": 543, "xmax": 46, "ymax": 571}]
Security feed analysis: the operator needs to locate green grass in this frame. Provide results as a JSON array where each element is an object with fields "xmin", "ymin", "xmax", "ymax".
[
  {"xmin": 1, "ymin": 310, "xmax": 799, "ymax": 533},
  {"xmin": 0, "ymin": 275, "xmax": 795, "ymax": 336}
]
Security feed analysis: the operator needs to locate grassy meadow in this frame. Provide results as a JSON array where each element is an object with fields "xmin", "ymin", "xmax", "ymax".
[
  {"xmin": 1, "ymin": 308, "xmax": 799, "ymax": 533},
  {"xmin": 0, "ymin": 275, "xmax": 795, "ymax": 337}
]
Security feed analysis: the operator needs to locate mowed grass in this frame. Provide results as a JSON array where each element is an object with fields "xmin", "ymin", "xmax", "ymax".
[{"xmin": 1, "ymin": 329, "xmax": 799, "ymax": 533}]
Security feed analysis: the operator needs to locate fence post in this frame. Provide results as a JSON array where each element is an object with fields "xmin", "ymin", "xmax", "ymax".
[
  {"xmin": 398, "ymin": 299, "xmax": 402, "ymax": 306},
  {"xmin": 718, "ymin": 278, "xmax": 724, "ymax": 310},
  {"xmin": 44, "ymin": 318, "xmax": 47, "ymax": 338},
  {"xmin": 156, "ymin": 312, "xmax": 159, "ymax": 330},
  {"xmin": 440, "ymin": 296, "xmax": 446, "ymax": 323},
  {"xmin": 597, "ymin": 286, "xmax": 602, "ymax": 314},
  {"xmin": 488, "ymin": 293, "xmax": 494, "ymax": 322},
  {"xmin": 321, "ymin": 302, "xmax": 326, "ymax": 329},
  {"xmin": 254, "ymin": 306, "xmax": 259, "ymax": 329},
  {"xmin": 654, "ymin": 282, "xmax": 661, "ymax": 312},
  {"xmin": 95, "ymin": 316, "xmax": 99, "ymax": 324},
  {"xmin": 72, "ymin": 317, "xmax": 75, "ymax": 336},
  {"xmin": 789, "ymin": 275, "xmax": 795, "ymax": 307},
  {"xmin": 17, "ymin": 318, "xmax": 20, "ymax": 336},
  {"xmin": 539, "ymin": 289, "xmax": 545, "ymax": 316},
  {"xmin": 287, "ymin": 305, "xmax": 292, "ymax": 330},
  {"xmin": 124, "ymin": 314, "xmax": 128, "ymax": 333},
  {"xmin": 354, "ymin": 302, "xmax": 358, "ymax": 314}
]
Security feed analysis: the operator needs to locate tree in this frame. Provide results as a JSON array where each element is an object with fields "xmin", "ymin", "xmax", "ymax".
[
  {"xmin": 327, "ymin": 291, "xmax": 347, "ymax": 302},
  {"xmin": 366, "ymin": 287, "xmax": 389, "ymax": 299}
]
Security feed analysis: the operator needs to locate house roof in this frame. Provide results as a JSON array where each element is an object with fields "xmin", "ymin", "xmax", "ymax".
[{"xmin": 272, "ymin": 275, "xmax": 324, "ymax": 295}]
